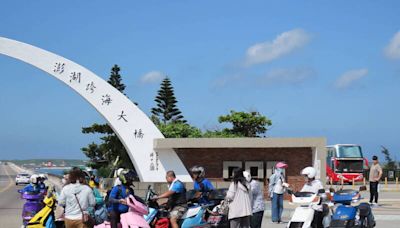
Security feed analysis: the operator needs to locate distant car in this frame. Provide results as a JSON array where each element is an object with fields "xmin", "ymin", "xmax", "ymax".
[{"xmin": 16, "ymin": 173, "xmax": 30, "ymax": 185}]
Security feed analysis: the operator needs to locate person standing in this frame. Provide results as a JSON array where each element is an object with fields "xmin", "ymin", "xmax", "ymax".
[
  {"xmin": 243, "ymin": 171, "xmax": 265, "ymax": 228},
  {"xmin": 268, "ymin": 162, "xmax": 289, "ymax": 224},
  {"xmin": 226, "ymin": 168, "xmax": 252, "ymax": 228},
  {"xmin": 369, "ymin": 155, "xmax": 382, "ymax": 206},
  {"xmin": 59, "ymin": 168, "xmax": 96, "ymax": 228}
]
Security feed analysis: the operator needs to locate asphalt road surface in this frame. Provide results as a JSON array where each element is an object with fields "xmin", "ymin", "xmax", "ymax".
[{"xmin": 0, "ymin": 163, "xmax": 25, "ymax": 228}]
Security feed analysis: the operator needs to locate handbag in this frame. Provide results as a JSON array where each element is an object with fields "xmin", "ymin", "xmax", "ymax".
[
  {"xmin": 218, "ymin": 200, "xmax": 230, "ymax": 215},
  {"xmin": 74, "ymin": 193, "xmax": 95, "ymax": 227}
]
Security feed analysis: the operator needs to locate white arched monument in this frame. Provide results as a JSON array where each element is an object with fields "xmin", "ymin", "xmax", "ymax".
[{"xmin": 0, "ymin": 37, "xmax": 192, "ymax": 182}]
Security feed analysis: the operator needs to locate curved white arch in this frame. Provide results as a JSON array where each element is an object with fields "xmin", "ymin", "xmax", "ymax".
[{"xmin": 0, "ymin": 37, "xmax": 191, "ymax": 182}]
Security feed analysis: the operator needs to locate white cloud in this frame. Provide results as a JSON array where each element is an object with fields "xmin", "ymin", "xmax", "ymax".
[
  {"xmin": 335, "ymin": 68, "xmax": 368, "ymax": 89},
  {"xmin": 259, "ymin": 67, "xmax": 315, "ymax": 85},
  {"xmin": 244, "ymin": 28, "xmax": 311, "ymax": 66},
  {"xmin": 140, "ymin": 71, "xmax": 165, "ymax": 84},
  {"xmin": 213, "ymin": 67, "xmax": 315, "ymax": 88},
  {"xmin": 384, "ymin": 31, "xmax": 400, "ymax": 59}
]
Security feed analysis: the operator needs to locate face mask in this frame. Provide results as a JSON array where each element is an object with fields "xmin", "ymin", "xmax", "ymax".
[{"xmin": 276, "ymin": 168, "xmax": 284, "ymax": 174}]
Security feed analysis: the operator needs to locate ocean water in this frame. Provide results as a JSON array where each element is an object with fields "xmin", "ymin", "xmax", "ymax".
[{"xmin": 36, "ymin": 168, "xmax": 70, "ymax": 177}]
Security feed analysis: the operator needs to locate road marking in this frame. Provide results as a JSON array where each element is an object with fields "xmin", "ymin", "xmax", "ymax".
[
  {"xmin": 0, "ymin": 166, "xmax": 15, "ymax": 193},
  {"xmin": 375, "ymin": 215, "xmax": 400, "ymax": 221}
]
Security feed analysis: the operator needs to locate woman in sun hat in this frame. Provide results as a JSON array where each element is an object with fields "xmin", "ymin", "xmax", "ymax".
[{"xmin": 268, "ymin": 162, "xmax": 289, "ymax": 224}]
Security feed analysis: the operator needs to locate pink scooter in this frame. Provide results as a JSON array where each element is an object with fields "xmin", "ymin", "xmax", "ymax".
[{"xmin": 95, "ymin": 195, "xmax": 149, "ymax": 228}]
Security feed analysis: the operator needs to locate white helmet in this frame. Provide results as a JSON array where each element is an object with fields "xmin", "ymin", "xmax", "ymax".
[
  {"xmin": 116, "ymin": 168, "xmax": 124, "ymax": 176},
  {"xmin": 243, "ymin": 171, "xmax": 252, "ymax": 182},
  {"xmin": 39, "ymin": 174, "xmax": 47, "ymax": 180},
  {"xmin": 301, "ymin": 167, "xmax": 317, "ymax": 179},
  {"xmin": 30, "ymin": 174, "xmax": 39, "ymax": 184},
  {"xmin": 190, "ymin": 166, "xmax": 205, "ymax": 178}
]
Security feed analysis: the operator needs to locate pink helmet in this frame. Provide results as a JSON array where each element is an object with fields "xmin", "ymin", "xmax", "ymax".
[{"xmin": 275, "ymin": 162, "xmax": 288, "ymax": 169}]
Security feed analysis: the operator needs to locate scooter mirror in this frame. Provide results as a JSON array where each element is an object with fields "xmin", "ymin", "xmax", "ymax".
[{"xmin": 359, "ymin": 186, "xmax": 367, "ymax": 191}]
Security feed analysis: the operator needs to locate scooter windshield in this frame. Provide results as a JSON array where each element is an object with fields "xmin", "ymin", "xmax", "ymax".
[{"xmin": 294, "ymin": 192, "xmax": 315, "ymax": 198}]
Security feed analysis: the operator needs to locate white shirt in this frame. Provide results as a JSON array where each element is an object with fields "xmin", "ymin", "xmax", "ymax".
[
  {"xmin": 273, "ymin": 178, "xmax": 285, "ymax": 194},
  {"xmin": 301, "ymin": 179, "xmax": 324, "ymax": 194}
]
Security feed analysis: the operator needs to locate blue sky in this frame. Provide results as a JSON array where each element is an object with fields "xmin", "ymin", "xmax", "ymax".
[{"xmin": 0, "ymin": 1, "xmax": 399, "ymax": 161}]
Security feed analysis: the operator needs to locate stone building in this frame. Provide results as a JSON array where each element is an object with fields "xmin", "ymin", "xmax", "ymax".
[{"xmin": 153, "ymin": 137, "xmax": 327, "ymax": 197}]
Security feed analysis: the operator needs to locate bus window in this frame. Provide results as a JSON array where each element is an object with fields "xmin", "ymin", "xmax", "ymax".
[{"xmin": 338, "ymin": 146, "xmax": 363, "ymax": 158}]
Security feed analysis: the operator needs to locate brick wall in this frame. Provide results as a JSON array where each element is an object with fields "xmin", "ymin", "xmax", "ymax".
[{"xmin": 176, "ymin": 147, "xmax": 312, "ymax": 199}]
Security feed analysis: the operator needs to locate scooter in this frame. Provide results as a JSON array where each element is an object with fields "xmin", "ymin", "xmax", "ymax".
[
  {"xmin": 330, "ymin": 187, "xmax": 375, "ymax": 228},
  {"xmin": 286, "ymin": 189, "xmax": 330, "ymax": 228},
  {"xmin": 145, "ymin": 185, "xmax": 218, "ymax": 228},
  {"xmin": 120, "ymin": 195, "xmax": 150, "ymax": 228},
  {"xmin": 206, "ymin": 188, "xmax": 229, "ymax": 228},
  {"xmin": 19, "ymin": 190, "xmax": 45, "ymax": 226},
  {"xmin": 94, "ymin": 194, "xmax": 149, "ymax": 228},
  {"xmin": 26, "ymin": 187, "xmax": 57, "ymax": 228},
  {"xmin": 144, "ymin": 185, "xmax": 164, "ymax": 226},
  {"xmin": 180, "ymin": 190, "xmax": 211, "ymax": 228}
]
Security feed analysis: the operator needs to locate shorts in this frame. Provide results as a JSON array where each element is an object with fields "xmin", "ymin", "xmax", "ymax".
[{"xmin": 169, "ymin": 205, "xmax": 187, "ymax": 219}]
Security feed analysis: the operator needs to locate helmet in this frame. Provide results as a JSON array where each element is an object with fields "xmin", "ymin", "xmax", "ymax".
[
  {"xmin": 39, "ymin": 174, "xmax": 47, "ymax": 180},
  {"xmin": 190, "ymin": 166, "xmax": 205, "ymax": 178},
  {"xmin": 301, "ymin": 167, "xmax": 317, "ymax": 179},
  {"xmin": 30, "ymin": 174, "xmax": 39, "ymax": 184},
  {"xmin": 116, "ymin": 168, "xmax": 124, "ymax": 177},
  {"xmin": 119, "ymin": 169, "xmax": 137, "ymax": 185},
  {"xmin": 243, "ymin": 171, "xmax": 252, "ymax": 182},
  {"xmin": 275, "ymin": 162, "xmax": 288, "ymax": 169}
]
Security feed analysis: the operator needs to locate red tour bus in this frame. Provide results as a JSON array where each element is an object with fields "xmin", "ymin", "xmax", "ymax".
[{"xmin": 326, "ymin": 144, "xmax": 368, "ymax": 184}]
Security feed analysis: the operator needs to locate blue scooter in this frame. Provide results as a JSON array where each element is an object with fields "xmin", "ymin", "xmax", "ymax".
[
  {"xmin": 144, "ymin": 186, "xmax": 224, "ymax": 228},
  {"xmin": 180, "ymin": 190, "xmax": 214, "ymax": 228},
  {"xmin": 330, "ymin": 187, "xmax": 375, "ymax": 228}
]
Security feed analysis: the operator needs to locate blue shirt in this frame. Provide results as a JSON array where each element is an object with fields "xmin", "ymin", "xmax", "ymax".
[
  {"xmin": 170, "ymin": 180, "xmax": 185, "ymax": 193},
  {"xmin": 194, "ymin": 178, "xmax": 214, "ymax": 204},
  {"xmin": 108, "ymin": 185, "xmax": 133, "ymax": 213}
]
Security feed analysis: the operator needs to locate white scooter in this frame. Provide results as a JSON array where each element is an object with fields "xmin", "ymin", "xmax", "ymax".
[{"xmin": 287, "ymin": 189, "xmax": 331, "ymax": 228}]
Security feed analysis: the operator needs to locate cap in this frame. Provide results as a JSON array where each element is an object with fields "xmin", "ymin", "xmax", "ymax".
[{"xmin": 372, "ymin": 155, "xmax": 378, "ymax": 160}]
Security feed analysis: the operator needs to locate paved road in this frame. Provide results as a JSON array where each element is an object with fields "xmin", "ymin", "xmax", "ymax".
[{"xmin": 0, "ymin": 164, "xmax": 24, "ymax": 228}]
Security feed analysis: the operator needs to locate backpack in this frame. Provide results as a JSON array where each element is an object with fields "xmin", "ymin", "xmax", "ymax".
[{"xmin": 94, "ymin": 205, "xmax": 108, "ymax": 225}]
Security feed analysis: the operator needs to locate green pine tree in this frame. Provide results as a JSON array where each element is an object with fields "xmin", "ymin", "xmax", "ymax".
[
  {"xmin": 151, "ymin": 77, "xmax": 186, "ymax": 124},
  {"xmin": 108, "ymin": 65, "xmax": 126, "ymax": 94}
]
